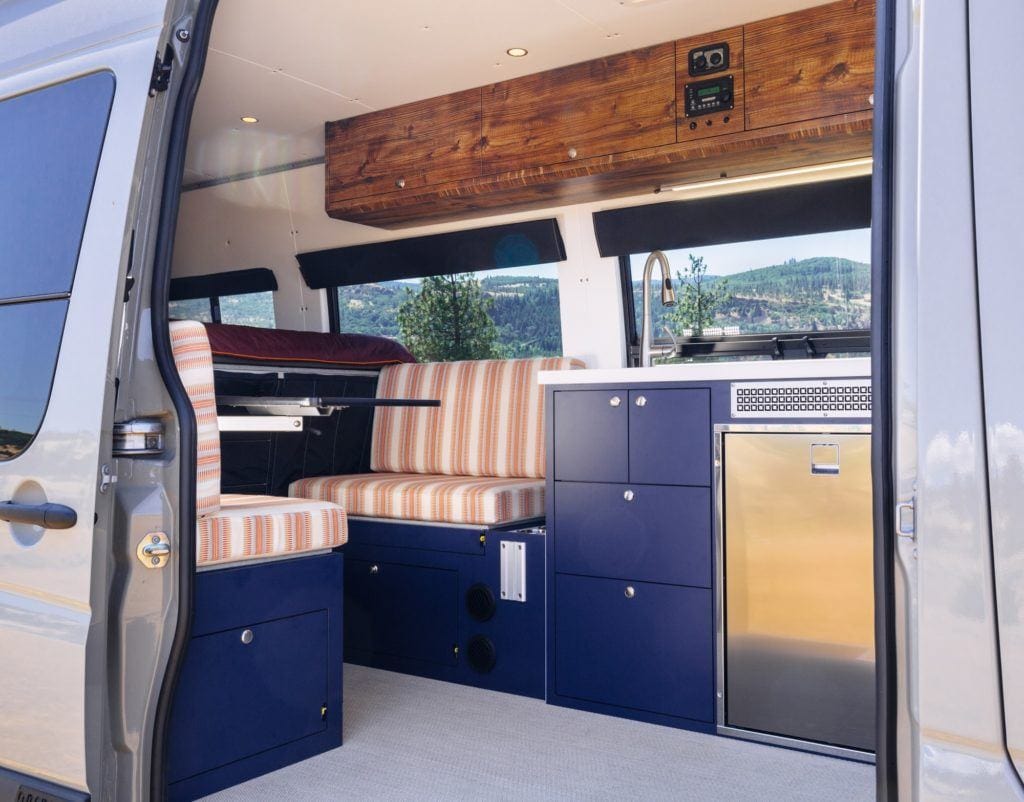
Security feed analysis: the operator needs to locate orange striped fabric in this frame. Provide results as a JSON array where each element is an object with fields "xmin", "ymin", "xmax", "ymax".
[
  {"xmin": 370, "ymin": 357, "xmax": 584, "ymax": 479},
  {"xmin": 291, "ymin": 473, "xmax": 545, "ymax": 526},
  {"xmin": 170, "ymin": 320, "xmax": 222, "ymax": 516},
  {"xmin": 197, "ymin": 494, "xmax": 349, "ymax": 567}
]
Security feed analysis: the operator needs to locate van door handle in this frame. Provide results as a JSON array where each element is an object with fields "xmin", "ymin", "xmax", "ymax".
[{"xmin": 0, "ymin": 501, "xmax": 78, "ymax": 529}]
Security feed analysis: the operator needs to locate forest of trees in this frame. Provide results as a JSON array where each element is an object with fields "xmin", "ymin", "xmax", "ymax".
[{"xmin": 211, "ymin": 256, "xmax": 872, "ymax": 361}]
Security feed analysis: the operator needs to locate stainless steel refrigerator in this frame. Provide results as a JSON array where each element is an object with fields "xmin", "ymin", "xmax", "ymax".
[{"xmin": 716, "ymin": 426, "xmax": 875, "ymax": 759}]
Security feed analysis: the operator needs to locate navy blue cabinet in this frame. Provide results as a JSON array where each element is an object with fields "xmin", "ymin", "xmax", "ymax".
[
  {"xmin": 554, "ymin": 482, "xmax": 711, "ymax": 587},
  {"xmin": 628, "ymin": 388, "xmax": 710, "ymax": 486},
  {"xmin": 553, "ymin": 389, "xmax": 628, "ymax": 483},
  {"xmin": 345, "ymin": 558, "xmax": 459, "ymax": 666},
  {"xmin": 554, "ymin": 574, "xmax": 713, "ymax": 722},
  {"xmin": 547, "ymin": 382, "xmax": 715, "ymax": 732}
]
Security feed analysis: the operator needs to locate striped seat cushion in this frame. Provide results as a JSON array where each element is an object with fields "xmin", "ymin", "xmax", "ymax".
[
  {"xmin": 198, "ymin": 494, "xmax": 349, "ymax": 568},
  {"xmin": 291, "ymin": 473, "xmax": 544, "ymax": 526},
  {"xmin": 170, "ymin": 320, "xmax": 222, "ymax": 516},
  {"xmin": 371, "ymin": 357, "xmax": 584, "ymax": 479}
]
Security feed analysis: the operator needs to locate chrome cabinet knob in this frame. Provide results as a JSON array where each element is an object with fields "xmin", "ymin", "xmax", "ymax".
[
  {"xmin": 624, "ymin": 586, "xmax": 636, "ymax": 599},
  {"xmin": 635, "ymin": 395, "xmax": 647, "ymax": 407},
  {"xmin": 623, "ymin": 489, "xmax": 635, "ymax": 502},
  {"xmin": 567, "ymin": 146, "xmax": 578, "ymax": 159},
  {"xmin": 240, "ymin": 629, "xmax": 254, "ymax": 645},
  {"xmin": 609, "ymin": 396, "xmax": 621, "ymax": 407},
  {"xmin": 395, "ymin": 177, "xmax": 406, "ymax": 189},
  {"xmin": 370, "ymin": 564, "xmax": 379, "ymax": 574}
]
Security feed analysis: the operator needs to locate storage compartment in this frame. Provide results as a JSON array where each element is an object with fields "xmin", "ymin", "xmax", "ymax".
[
  {"xmin": 744, "ymin": 0, "xmax": 875, "ymax": 130},
  {"xmin": 554, "ymin": 574, "xmax": 713, "ymax": 722},
  {"xmin": 628, "ymin": 388, "xmax": 710, "ymax": 486},
  {"xmin": 554, "ymin": 483, "xmax": 710, "ymax": 587},
  {"xmin": 481, "ymin": 43, "xmax": 676, "ymax": 174},
  {"xmin": 168, "ymin": 611, "xmax": 329, "ymax": 782},
  {"xmin": 552, "ymin": 389, "xmax": 628, "ymax": 483},
  {"xmin": 345, "ymin": 558, "xmax": 459, "ymax": 666},
  {"xmin": 326, "ymin": 88, "xmax": 482, "ymax": 204}
]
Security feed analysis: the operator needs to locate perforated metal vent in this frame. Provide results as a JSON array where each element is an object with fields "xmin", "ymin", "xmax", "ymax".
[{"xmin": 731, "ymin": 379, "xmax": 871, "ymax": 419}]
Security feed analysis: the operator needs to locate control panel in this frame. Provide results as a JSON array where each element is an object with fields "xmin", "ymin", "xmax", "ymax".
[
  {"xmin": 688, "ymin": 43, "xmax": 729, "ymax": 76},
  {"xmin": 684, "ymin": 76, "xmax": 734, "ymax": 119},
  {"xmin": 730, "ymin": 379, "xmax": 872, "ymax": 419}
]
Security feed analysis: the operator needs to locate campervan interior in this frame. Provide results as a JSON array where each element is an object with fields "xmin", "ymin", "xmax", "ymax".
[{"xmin": 163, "ymin": 0, "xmax": 879, "ymax": 798}]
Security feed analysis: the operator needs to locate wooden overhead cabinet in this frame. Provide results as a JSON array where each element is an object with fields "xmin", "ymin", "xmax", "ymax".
[
  {"xmin": 325, "ymin": 88, "xmax": 482, "ymax": 205},
  {"xmin": 744, "ymin": 0, "xmax": 876, "ymax": 130},
  {"xmin": 480, "ymin": 43, "xmax": 677, "ymax": 174}
]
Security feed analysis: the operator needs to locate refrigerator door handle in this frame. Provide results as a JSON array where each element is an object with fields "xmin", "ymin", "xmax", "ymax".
[{"xmin": 810, "ymin": 442, "xmax": 841, "ymax": 475}]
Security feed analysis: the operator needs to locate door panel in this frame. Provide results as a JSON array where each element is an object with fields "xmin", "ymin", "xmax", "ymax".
[
  {"xmin": 0, "ymin": 11, "xmax": 169, "ymax": 792},
  {"xmin": 628, "ymin": 388, "xmax": 710, "ymax": 486},
  {"xmin": 552, "ymin": 390, "xmax": 628, "ymax": 483}
]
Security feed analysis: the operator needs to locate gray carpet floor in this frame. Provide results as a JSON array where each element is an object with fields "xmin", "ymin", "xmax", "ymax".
[{"xmin": 205, "ymin": 664, "xmax": 874, "ymax": 801}]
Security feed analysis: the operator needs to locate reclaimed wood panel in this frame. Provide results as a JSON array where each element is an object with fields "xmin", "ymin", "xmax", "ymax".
[
  {"xmin": 676, "ymin": 26, "xmax": 745, "ymax": 143},
  {"xmin": 745, "ymin": 0, "xmax": 875, "ymax": 130},
  {"xmin": 480, "ymin": 43, "xmax": 676, "ymax": 174},
  {"xmin": 327, "ymin": 112, "xmax": 873, "ymax": 228},
  {"xmin": 325, "ymin": 88, "xmax": 482, "ymax": 205}
]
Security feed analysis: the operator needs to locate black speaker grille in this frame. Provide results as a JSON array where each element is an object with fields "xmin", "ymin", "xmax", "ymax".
[
  {"xmin": 467, "ymin": 634, "xmax": 497, "ymax": 674},
  {"xmin": 466, "ymin": 583, "xmax": 496, "ymax": 622}
]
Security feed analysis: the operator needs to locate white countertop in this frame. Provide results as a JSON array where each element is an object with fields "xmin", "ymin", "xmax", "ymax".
[{"xmin": 539, "ymin": 357, "xmax": 872, "ymax": 386}]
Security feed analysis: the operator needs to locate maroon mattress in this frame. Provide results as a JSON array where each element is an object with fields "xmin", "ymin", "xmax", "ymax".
[{"xmin": 204, "ymin": 322, "xmax": 416, "ymax": 368}]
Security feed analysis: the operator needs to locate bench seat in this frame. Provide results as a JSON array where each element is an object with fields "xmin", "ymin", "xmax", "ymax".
[
  {"xmin": 198, "ymin": 493, "xmax": 349, "ymax": 568},
  {"xmin": 290, "ymin": 473, "xmax": 544, "ymax": 527}
]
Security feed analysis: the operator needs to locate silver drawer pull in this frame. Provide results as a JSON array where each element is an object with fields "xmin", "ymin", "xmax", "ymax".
[
  {"xmin": 609, "ymin": 396, "xmax": 621, "ymax": 408},
  {"xmin": 567, "ymin": 146, "xmax": 578, "ymax": 159},
  {"xmin": 370, "ymin": 564, "xmax": 380, "ymax": 574},
  {"xmin": 810, "ymin": 443, "xmax": 841, "ymax": 476},
  {"xmin": 635, "ymin": 395, "xmax": 647, "ymax": 407},
  {"xmin": 623, "ymin": 489, "xmax": 635, "ymax": 502},
  {"xmin": 240, "ymin": 629, "xmax": 254, "ymax": 645},
  {"xmin": 624, "ymin": 586, "xmax": 636, "ymax": 599}
]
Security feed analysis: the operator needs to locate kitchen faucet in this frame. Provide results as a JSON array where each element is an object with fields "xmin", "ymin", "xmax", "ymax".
[{"xmin": 639, "ymin": 250, "xmax": 677, "ymax": 367}]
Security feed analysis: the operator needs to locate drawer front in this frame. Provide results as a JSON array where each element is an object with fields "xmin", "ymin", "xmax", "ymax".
[
  {"xmin": 553, "ymin": 389, "xmax": 628, "ymax": 483},
  {"xmin": 554, "ymin": 482, "xmax": 710, "ymax": 587},
  {"xmin": 628, "ymin": 388, "xmax": 710, "ymax": 486},
  {"xmin": 345, "ymin": 559, "xmax": 459, "ymax": 666},
  {"xmin": 554, "ymin": 574, "xmax": 713, "ymax": 722},
  {"xmin": 169, "ymin": 610, "xmax": 329, "ymax": 781},
  {"xmin": 481, "ymin": 43, "xmax": 676, "ymax": 174}
]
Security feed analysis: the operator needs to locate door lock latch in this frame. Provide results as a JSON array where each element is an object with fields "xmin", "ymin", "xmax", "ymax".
[{"xmin": 137, "ymin": 531, "xmax": 172, "ymax": 568}]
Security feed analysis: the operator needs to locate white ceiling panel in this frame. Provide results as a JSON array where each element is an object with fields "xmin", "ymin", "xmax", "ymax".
[{"xmin": 185, "ymin": 0, "xmax": 831, "ymax": 181}]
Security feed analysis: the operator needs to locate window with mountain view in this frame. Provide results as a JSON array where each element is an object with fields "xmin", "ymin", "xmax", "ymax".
[
  {"xmin": 626, "ymin": 228, "xmax": 871, "ymax": 346},
  {"xmin": 334, "ymin": 264, "xmax": 562, "ymax": 363}
]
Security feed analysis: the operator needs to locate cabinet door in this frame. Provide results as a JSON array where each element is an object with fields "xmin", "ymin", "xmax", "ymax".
[
  {"xmin": 326, "ymin": 88, "xmax": 482, "ymax": 204},
  {"xmin": 554, "ymin": 483, "xmax": 710, "ymax": 587},
  {"xmin": 168, "ymin": 611, "xmax": 328, "ymax": 781},
  {"xmin": 553, "ymin": 390, "xmax": 629, "ymax": 483},
  {"xmin": 744, "ymin": 0, "xmax": 875, "ymax": 130},
  {"xmin": 554, "ymin": 574, "xmax": 713, "ymax": 722},
  {"xmin": 628, "ymin": 388, "xmax": 710, "ymax": 486},
  {"xmin": 345, "ymin": 559, "xmax": 459, "ymax": 666},
  {"xmin": 481, "ymin": 43, "xmax": 676, "ymax": 174}
]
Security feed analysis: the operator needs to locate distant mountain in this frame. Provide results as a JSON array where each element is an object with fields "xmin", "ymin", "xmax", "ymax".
[{"xmin": 636, "ymin": 256, "xmax": 871, "ymax": 335}]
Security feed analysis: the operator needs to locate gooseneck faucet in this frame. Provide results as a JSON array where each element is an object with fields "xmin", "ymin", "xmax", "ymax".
[{"xmin": 640, "ymin": 250, "xmax": 677, "ymax": 367}]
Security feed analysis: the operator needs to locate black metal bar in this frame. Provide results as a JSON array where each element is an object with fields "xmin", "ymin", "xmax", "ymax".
[
  {"xmin": 669, "ymin": 329, "xmax": 871, "ymax": 360},
  {"xmin": 316, "ymin": 397, "xmax": 440, "ymax": 408},
  {"xmin": 218, "ymin": 395, "xmax": 440, "ymax": 410},
  {"xmin": 0, "ymin": 501, "xmax": 77, "ymax": 529}
]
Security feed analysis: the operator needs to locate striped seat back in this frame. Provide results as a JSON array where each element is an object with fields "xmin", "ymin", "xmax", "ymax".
[
  {"xmin": 169, "ymin": 320, "xmax": 221, "ymax": 516},
  {"xmin": 371, "ymin": 357, "xmax": 584, "ymax": 479}
]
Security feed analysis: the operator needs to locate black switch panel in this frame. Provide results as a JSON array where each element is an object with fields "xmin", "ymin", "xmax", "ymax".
[
  {"xmin": 684, "ymin": 75, "xmax": 734, "ymax": 118},
  {"xmin": 688, "ymin": 42, "xmax": 729, "ymax": 76}
]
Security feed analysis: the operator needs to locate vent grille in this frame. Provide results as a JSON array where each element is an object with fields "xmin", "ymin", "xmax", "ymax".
[{"xmin": 731, "ymin": 379, "xmax": 871, "ymax": 419}]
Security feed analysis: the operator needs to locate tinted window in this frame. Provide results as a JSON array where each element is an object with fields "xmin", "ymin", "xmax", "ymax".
[
  {"xmin": 169, "ymin": 297, "xmax": 213, "ymax": 322},
  {"xmin": 0, "ymin": 73, "xmax": 114, "ymax": 460},
  {"xmin": 219, "ymin": 290, "xmax": 276, "ymax": 328},
  {"xmin": 0, "ymin": 72, "xmax": 115, "ymax": 299},
  {"xmin": 336, "ymin": 264, "xmax": 562, "ymax": 362}
]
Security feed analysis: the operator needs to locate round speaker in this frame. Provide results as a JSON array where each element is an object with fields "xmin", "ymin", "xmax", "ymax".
[
  {"xmin": 466, "ymin": 582, "xmax": 496, "ymax": 622},
  {"xmin": 467, "ymin": 634, "xmax": 497, "ymax": 674}
]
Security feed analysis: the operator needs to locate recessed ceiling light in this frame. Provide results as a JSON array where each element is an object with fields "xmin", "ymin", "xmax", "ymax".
[
  {"xmin": 506, "ymin": 47, "xmax": 528, "ymax": 57},
  {"xmin": 240, "ymin": 115, "xmax": 259, "ymax": 124}
]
